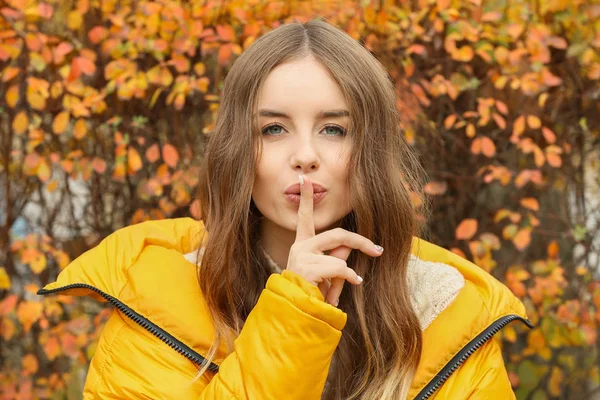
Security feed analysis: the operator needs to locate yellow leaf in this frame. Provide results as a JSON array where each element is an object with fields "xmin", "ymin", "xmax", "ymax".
[
  {"xmin": 194, "ymin": 62, "xmax": 206, "ymax": 76},
  {"xmin": 453, "ymin": 46, "xmax": 474, "ymax": 62},
  {"xmin": 67, "ymin": 10, "xmax": 83, "ymax": 30},
  {"xmin": 466, "ymin": 123, "xmax": 476, "ymax": 138},
  {"xmin": 12, "ymin": 111, "xmax": 29, "ymax": 134},
  {"xmin": 36, "ymin": 159, "xmax": 51, "ymax": 182},
  {"xmin": 6, "ymin": 84, "xmax": 19, "ymax": 108},
  {"xmin": 527, "ymin": 115, "xmax": 542, "ymax": 129},
  {"xmin": 503, "ymin": 325, "xmax": 517, "ymax": 343},
  {"xmin": 74, "ymin": 119, "xmax": 87, "ymax": 139},
  {"xmin": 27, "ymin": 89, "xmax": 46, "ymax": 111},
  {"xmin": 52, "ymin": 111, "xmax": 70, "ymax": 134},
  {"xmin": 0, "ymin": 267, "xmax": 11, "ymax": 289},
  {"xmin": 456, "ymin": 219, "xmax": 478, "ymax": 240},
  {"xmin": 548, "ymin": 367, "xmax": 563, "ymax": 397},
  {"xmin": 29, "ymin": 251, "xmax": 47, "ymax": 274}
]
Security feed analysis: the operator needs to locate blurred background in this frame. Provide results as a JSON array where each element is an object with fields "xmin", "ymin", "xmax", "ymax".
[{"xmin": 1, "ymin": 0, "xmax": 599, "ymax": 398}]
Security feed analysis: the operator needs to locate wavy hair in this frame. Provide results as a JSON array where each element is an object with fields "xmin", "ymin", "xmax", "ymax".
[{"xmin": 195, "ymin": 18, "xmax": 427, "ymax": 399}]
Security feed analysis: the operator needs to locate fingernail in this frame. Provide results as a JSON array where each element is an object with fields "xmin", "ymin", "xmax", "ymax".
[
  {"xmin": 357, "ymin": 275, "xmax": 363, "ymax": 283},
  {"xmin": 375, "ymin": 245, "xmax": 384, "ymax": 253},
  {"xmin": 334, "ymin": 298, "xmax": 339, "ymax": 307},
  {"xmin": 298, "ymin": 174, "xmax": 304, "ymax": 186}
]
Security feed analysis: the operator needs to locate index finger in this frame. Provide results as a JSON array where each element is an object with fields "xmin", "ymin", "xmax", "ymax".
[{"xmin": 295, "ymin": 174, "xmax": 315, "ymax": 242}]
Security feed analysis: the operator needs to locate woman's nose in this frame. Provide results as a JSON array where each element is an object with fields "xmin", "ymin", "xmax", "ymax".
[{"xmin": 291, "ymin": 135, "xmax": 319, "ymax": 171}]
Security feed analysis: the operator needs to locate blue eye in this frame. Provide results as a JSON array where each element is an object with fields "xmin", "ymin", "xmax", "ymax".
[
  {"xmin": 260, "ymin": 124, "xmax": 347, "ymax": 136},
  {"xmin": 262, "ymin": 124, "xmax": 285, "ymax": 136},
  {"xmin": 322, "ymin": 125, "xmax": 346, "ymax": 136}
]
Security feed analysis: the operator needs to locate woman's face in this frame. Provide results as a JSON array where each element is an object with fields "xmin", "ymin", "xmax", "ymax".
[{"xmin": 252, "ymin": 56, "xmax": 353, "ymax": 234}]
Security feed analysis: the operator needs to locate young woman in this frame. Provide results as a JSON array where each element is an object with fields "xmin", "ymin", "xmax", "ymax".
[{"xmin": 39, "ymin": 19, "xmax": 532, "ymax": 399}]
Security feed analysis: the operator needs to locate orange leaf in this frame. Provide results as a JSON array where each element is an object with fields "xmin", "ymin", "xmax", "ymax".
[
  {"xmin": 88, "ymin": 26, "xmax": 107, "ymax": 44},
  {"xmin": 0, "ymin": 318, "xmax": 15, "ymax": 341},
  {"xmin": 527, "ymin": 115, "xmax": 541, "ymax": 129},
  {"xmin": 456, "ymin": 219, "xmax": 478, "ymax": 240},
  {"xmin": 218, "ymin": 43, "xmax": 233, "ymax": 67},
  {"xmin": 0, "ymin": 294, "xmax": 18, "ymax": 315},
  {"xmin": 52, "ymin": 42, "xmax": 74, "ymax": 65},
  {"xmin": 520, "ymin": 197, "xmax": 539, "ymax": 211},
  {"xmin": 492, "ymin": 113, "xmax": 506, "ymax": 130},
  {"xmin": 162, "ymin": 144, "xmax": 179, "ymax": 168},
  {"xmin": 145, "ymin": 144, "xmax": 160, "ymax": 163},
  {"xmin": 542, "ymin": 127, "xmax": 556, "ymax": 143},
  {"xmin": 424, "ymin": 181, "xmax": 448, "ymax": 196},
  {"xmin": 495, "ymin": 100, "xmax": 508, "ymax": 115},
  {"xmin": 92, "ymin": 157, "xmax": 106, "ymax": 174},
  {"xmin": 443, "ymin": 114, "xmax": 457, "ymax": 129},
  {"xmin": 513, "ymin": 229, "xmax": 531, "ymax": 251},
  {"xmin": 480, "ymin": 136, "xmax": 496, "ymax": 157},
  {"xmin": 216, "ymin": 24, "xmax": 235, "ymax": 42},
  {"xmin": 127, "ymin": 147, "xmax": 143, "ymax": 174},
  {"xmin": 546, "ymin": 152, "xmax": 562, "ymax": 168},
  {"xmin": 22, "ymin": 354, "xmax": 39, "ymax": 376},
  {"xmin": 52, "ymin": 111, "xmax": 70, "ymax": 134},
  {"xmin": 541, "ymin": 68, "xmax": 562, "ymax": 87},
  {"xmin": 513, "ymin": 115, "xmax": 525, "ymax": 137},
  {"xmin": 547, "ymin": 240, "xmax": 559, "ymax": 258},
  {"xmin": 2, "ymin": 66, "xmax": 19, "ymax": 82},
  {"xmin": 12, "ymin": 111, "xmax": 28, "ymax": 134},
  {"xmin": 6, "ymin": 84, "xmax": 19, "ymax": 108},
  {"xmin": 74, "ymin": 56, "xmax": 96, "ymax": 76},
  {"xmin": 74, "ymin": 119, "xmax": 87, "ymax": 139},
  {"xmin": 17, "ymin": 301, "xmax": 43, "ymax": 333},
  {"xmin": 43, "ymin": 336, "xmax": 61, "ymax": 361},
  {"xmin": 470, "ymin": 137, "xmax": 481, "ymax": 154},
  {"xmin": 60, "ymin": 333, "xmax": 80, "ymax": 359}
]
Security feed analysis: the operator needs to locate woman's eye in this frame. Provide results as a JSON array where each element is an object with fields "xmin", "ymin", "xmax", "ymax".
[
  {"xmin": 322, "ymin": 125, "xmax": 346, "ymax": 136},
  {"xmin": 262, "ymin": 124, "xmax": 285, "ymax": 136}
]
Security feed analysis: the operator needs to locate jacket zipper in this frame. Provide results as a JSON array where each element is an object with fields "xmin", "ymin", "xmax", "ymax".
[
  {"xmin": 39, "ymin": 285, "xmax": 532, "ymax": 396},
  {"xmin": 414, "ymin": 314, "xmax": 533, "ymax": 400},
  {"xmin": 38, "ymin": 283, "xmax": 220, "ymax": 373}
]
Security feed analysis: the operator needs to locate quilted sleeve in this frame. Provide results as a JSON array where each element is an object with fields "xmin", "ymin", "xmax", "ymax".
[
  {"xmin": 467, "ymin": 339, "xmax": 516, "ymax": 400},
  {"xmin": 198, "ymin": 270, "xmax": 347, "ymax": 399}
]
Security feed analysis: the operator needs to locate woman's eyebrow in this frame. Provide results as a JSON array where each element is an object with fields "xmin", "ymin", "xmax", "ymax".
[{"xmin": 255, "ymin": 109, "xmax": 350, "ymax": 120}]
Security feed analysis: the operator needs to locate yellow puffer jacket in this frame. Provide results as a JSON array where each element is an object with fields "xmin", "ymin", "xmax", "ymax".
[{"xmin": 38, "ymin": 218, "xmax": 531, "ymax": 399}]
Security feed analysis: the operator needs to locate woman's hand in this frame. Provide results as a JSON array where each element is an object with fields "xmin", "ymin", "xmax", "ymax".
[{"xmin": 286, "ymin": 174, "xmax": 384, "ymax": 307}]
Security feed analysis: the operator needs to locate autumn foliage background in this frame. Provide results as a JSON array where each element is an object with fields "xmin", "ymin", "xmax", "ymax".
[{"xmin": 1, "ymin": 0, "xmax": 600, "ymax": 398}]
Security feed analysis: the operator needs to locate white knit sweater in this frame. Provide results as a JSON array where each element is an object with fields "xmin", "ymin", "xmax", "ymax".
[{"xmin": 184, "ymin": 248, "xmax": 464, "ymax": 331}]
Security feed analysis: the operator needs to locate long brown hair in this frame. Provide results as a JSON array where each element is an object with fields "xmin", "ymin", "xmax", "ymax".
[{"xmin": 195, "ymin": 18, "xmax": 427, "ymax": 399}]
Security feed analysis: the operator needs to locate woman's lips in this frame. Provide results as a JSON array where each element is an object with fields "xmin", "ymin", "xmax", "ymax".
[{"xmin": 284, "ymin": 191, "xmax": 327, "ymax": 205}]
